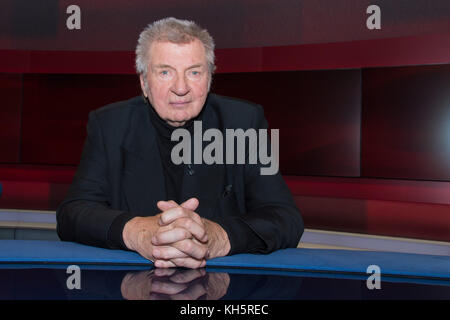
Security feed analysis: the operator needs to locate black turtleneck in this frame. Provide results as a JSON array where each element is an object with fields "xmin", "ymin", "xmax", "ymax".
[{"xmin": 147, "ymin": 99, "xmax": 197, "ymax": 203}]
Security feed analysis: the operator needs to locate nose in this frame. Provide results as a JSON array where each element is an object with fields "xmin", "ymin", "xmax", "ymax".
[{"xmin": 171, "ymin": 75, "xmax": 189, "ymax": 96}]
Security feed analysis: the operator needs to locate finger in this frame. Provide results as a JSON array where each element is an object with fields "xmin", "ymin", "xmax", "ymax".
[
  {"xmin": 172, "ymin": 283, "xmax": 207, "ymax": 300},
  {"xmin": 171, "ymin": 257, "xmax": 206, "ymax": 269},
  {"xmin": 152, "ymin": 245, "xmax": 189, "ymax": 260},
  {"xmin": 157, "ymin": 200, "xmax": 179, "ymax": 213},
  {"xmin": 151, "ymin": 279, "xmax": 189, "ymax": 295},
  {"xmin": 180, "ymin": 197, "xmax": 199, "ymax": 211},
  {"xmin": 154, "ymin": 268, "xmax": 177, "ymax": 277},
  {"xmin": 154, "ymin": 259, "xmax": 177, "ymax": 268},
  {"xmin": 148, "ymin": 293, "xmax": 171, "ymax": 300},
  {"xmin": 152, "ymin": 227, "xmax": 192, "ymax": 246},
  {"xmin": 158, "ymin": 206, "xmax": 186, "ymax": 225},
  {"xmin": 173, "ymin": 218, "xmax": 207, "ymax": 243},
  {"xmin": 180, "ymin": 198, "xmax": 203, "ymax": 227},
  {"xmin": 171, "ymin": 239, "xmax": 209, "ymax": 260},
  {"xmin": 170, "ymin": 269, "xmax": 206, "ymax": 284},
  {"xmin": 154, "ymin": 257, "xmax": 206, "ymax": 269},
  {"xmin": 156, "ymin": 217, "xmax": 208, "ymax": 244},
  {"xmin": 156, "ymin": 217, "xmax": 206, "ymax": 241},
  {"xmin": 157, "ymin": 198, "xmax": 197, "ymax": 217},
  {"xmin": 159, "ymin": 206, "xmax": 203, "ymax": 227}
]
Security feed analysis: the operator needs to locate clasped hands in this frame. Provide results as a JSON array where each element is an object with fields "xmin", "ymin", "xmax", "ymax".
[{"xmin": 123, "ymin": 197, "xmax": 231, "ymax": 269}]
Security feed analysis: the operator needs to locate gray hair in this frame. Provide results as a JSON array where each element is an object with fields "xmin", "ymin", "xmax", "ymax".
[{"xmin": 135, "ymin": 17, "xmax": 216, "ymax": 80}]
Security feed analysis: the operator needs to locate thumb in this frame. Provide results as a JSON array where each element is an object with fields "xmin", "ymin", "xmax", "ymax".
[
  {"xmin": 157, "ymin": 200, "xmax": 179, "ymax": 212},
  {"xmin": 180, "ymin": 197, "xmax": 199, "ymax": 211}
]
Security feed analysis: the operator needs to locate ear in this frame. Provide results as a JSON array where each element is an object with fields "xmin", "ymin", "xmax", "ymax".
[{"xmin": 139, "ymin": 74, "xmax": 148, "ymax": 98}]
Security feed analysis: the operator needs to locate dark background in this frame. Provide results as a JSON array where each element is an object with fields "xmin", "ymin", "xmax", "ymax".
[{"xmin": 0, "ymin": 0, "xmax": 449, "ymax": 241}]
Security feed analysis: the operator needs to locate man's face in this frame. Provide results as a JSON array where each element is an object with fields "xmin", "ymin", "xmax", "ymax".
[{"xmin": 140, "ymin": 39, "xmax": 210, "ymax": 127}]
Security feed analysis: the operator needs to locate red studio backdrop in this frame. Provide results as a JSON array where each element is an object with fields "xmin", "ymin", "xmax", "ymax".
[{"xmin": 0, "ymin": 0, "xmax": 449, "ymax": 241}]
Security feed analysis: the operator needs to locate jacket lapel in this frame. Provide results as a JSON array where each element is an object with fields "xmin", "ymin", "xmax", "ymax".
[
  {"xmin": 121, "ymin": 103, "xmax": 166, "ymax": 215},
  {"xmin": 179, "ymin": 97, "xmax": 228, "ymax": 219}
]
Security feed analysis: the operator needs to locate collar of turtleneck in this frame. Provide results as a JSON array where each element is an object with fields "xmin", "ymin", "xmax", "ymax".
[{"xmin": 145, "ymin": 96, "xmax": 201, "ymax": 140}]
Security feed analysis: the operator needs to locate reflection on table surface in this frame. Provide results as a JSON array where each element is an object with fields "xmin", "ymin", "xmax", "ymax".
[
  {"xmin": 0, "ymin": 266, "xmax": 449, "ymax": 300},
  {"xmin": 121, "ymin": 268, "xmax": 230, "ymax": 300}
]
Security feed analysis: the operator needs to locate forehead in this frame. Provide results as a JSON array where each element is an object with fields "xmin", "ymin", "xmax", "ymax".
[{"xmin": 148, "ymin": 39, "xmax": 207, "ymax": 67}]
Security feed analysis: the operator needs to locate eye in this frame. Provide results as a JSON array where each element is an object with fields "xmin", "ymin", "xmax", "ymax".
[
  {"xmin": 189, "ymin": 70, "xmax": 202, "ymax": 77},
  {"xmin": 160, "ymin": 70, "xmax": 169, "ymax": 76}
]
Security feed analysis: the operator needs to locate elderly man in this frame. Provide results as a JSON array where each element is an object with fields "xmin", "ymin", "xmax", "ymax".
[{"xmin": 57, "ymin": 17, "xmax": 303, "ymax": 269}]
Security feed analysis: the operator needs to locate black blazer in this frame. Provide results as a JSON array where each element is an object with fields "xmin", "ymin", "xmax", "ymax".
[{"xmin": 56, "ymin": 94, "xmax": 304, "ymax": 255}]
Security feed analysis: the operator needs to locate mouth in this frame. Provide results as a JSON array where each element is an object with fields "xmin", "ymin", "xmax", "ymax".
[{"xmin": 170, "ymin": 101, "xmax": 191, "ymax": 107}]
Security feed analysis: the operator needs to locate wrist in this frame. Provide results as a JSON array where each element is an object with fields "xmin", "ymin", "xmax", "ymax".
[
  {"xmin": 122, "ymin": 215, "xmax": 160, "ymax": 252},
  {"xmin": 204, "ymin": 219, "xmax": 231, "ymax": 259},
  {"xmin": 108, "ymin": 212, "xmax": 135, "ymax": 250},
  {"xmin": 122, "ymin": 216, "xmax": 141, "ymax": 251}
]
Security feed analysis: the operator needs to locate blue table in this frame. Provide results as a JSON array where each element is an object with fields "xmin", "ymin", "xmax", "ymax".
[{"xmin": 0, "ymin": 240, "xmax": 449, "ymax": 300}]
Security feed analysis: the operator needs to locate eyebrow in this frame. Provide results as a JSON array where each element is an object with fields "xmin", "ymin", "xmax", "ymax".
[
  {"xmin": 186, "ymin": 64, "xmax": 203, "ymax": 70},
  {"xmin": 154, "ymin": 64, "xmax": 173, "ymax": 69},
  {"xmin": 154, "ymin": 64, "xmax": 204, "ymax": 70}
]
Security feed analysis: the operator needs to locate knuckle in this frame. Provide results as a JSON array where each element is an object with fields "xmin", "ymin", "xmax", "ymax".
[
  {"xmin": 151, "ymin": 234, "xmax": 159, "ymax": 245},
  {"xmin": 183, "ymin": 218, "xmax": 193, "ymax": 229},
  {"xmin": 163, "ymin": 251, "xmax": 173, "ymax": 260},
  {"xmin": 175, "ymin": 207, "xmax": 185, "ymax": 216},
  {"xmin": 191, "ymin": 212, "xmax": 200, "ymax": 221},
  {"xmin": 179, "ymin": 228, "xmax": 190, "ymax": 239},
  {"xmin": 155, "ymin": 260, "xmax": 168, "ymax": 268},
  {"xmin": 175, "ymin": 259, "xmax": 186, "ymax": 268},
  {"xmin": 159, "ymin": 212, "xmax": 168, "ymax": 223},
  {"xmin": 156, "ymin": 233, "xmax": 164, "ymax": 243},
  {"xmin": 182, "ymin": 240, "xmax": 193, "ymax": 252},
  {"xmin": 157, "ymin": 249, "xmax": 167, "ymax": 260}
]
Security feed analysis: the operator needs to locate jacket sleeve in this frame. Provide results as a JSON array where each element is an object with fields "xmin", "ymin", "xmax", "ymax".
[
  {"xmin": 216, "ymin": 105, "xmax": 304, "ymax": 254},
  {"xmin": 56, "ymin": 111, "xmax": 133, "ymax": 249}
]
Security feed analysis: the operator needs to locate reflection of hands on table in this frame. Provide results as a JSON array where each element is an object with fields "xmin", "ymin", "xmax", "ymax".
[
  {"xmin": 122, "ymin": 197, "xmax": 230, "ymax": 269},
  {"xmin": 120, "ymin": 268, "xmax": 230, "ymax": 300}
]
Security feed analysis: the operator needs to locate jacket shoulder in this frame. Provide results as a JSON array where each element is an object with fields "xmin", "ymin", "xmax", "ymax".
[
  {"xmin": 209, "ymin": 93, "xmax": 261, "ymax": 110},
  {"xmin": 207, "ymin": 93, "xmax": 264, "ymax": 128},
  {"xmin": 87, "ymin": 96, "xmax": 146, "ymax": 140},
  {"xmin": 92, "ymin": 96, "xmax": 145, "ymax": 120}
]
